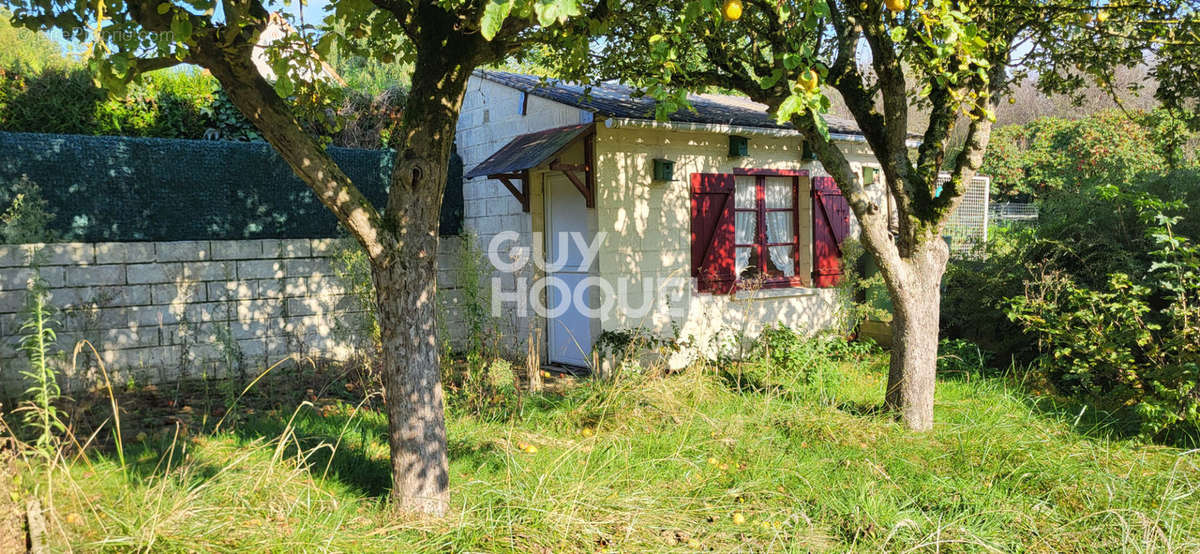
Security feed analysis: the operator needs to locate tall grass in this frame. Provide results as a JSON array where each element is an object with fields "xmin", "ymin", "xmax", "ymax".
[
  {"xmin": 16, "ymin": 268, "xmax": 63, "ymax": 455},
  {"xmin": 6, "ymin": 344, "xmax": 1200, "ymax": 551}
]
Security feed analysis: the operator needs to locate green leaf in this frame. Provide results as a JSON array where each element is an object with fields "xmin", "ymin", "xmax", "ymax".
[
  {"xmin": 783, "ymin": 53, "xmax": 801, "ymax": 70},
  {"xmin": 171, "ymin": 15, "xmax": 192, "ymax": 43},
  {"xmin": 776, "ymin": 94, "xmax": 804, "ymax": 123},
  {"xmin": 274, "ymin": 75, "xmax": 295, "ymax": 98},
  {"xmin": 156, "ymin": 2, "xmax": 172, "ymax": 15},
  {"xmin": 889, "ymin": 27, "xmax": 906, "ymax": 42},
  {"xmin": 480, "ymin": 0, "xmax": 516, "ymax": 41},
  {"xmin": 813, "ymin": 0, "xmax": 830, "ymax": 18},
  {"xmin": 533, "ymin": 0, "xmax": 582, "ymax": 26}
]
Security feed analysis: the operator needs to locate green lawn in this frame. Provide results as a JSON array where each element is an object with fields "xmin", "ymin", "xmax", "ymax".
[{"xmin": 15, "ymin": 352, "xmax": 1200, "ymax": 552}]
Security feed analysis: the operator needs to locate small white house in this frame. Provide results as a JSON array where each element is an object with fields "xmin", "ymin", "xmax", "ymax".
[{"xmin": 453, "ymin": 70, "xmax": 984, "ymax": 371}]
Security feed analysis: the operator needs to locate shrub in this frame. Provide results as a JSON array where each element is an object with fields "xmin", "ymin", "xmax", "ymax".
[
  {"xmin": 981, "ymin": 110, "xmax": 1197, "ymax": 201},
  {"xmin": 1, "ymin": 176, "xmax": 58, "ymax": 244},
  {"xmin": 1007, "ymin": 189, "xmax": 1200, "ymax": 443},
  {"xmin": 936, "ymin": 338, "xmax": 992, "ymax": 376},
  {"xmin": 940, "ymin": 226, "xmax": 1038, "ymax": 362},
  {"xmin": 942, "ymin": 167, "xmax": 1200, "ymax": 366},
  {"xmin": 723, "ymin": 325, "xmax": 849, "ymax": 403}
]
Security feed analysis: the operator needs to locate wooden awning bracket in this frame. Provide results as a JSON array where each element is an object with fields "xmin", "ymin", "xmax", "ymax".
[
  {"xmin": 490, "ymin": 170, "xmax": 531, "ymax": 212},
  {"xmin": 488, "ymin": 131, "xmax": 595, "ymax": 212},
  {"xmin": 548, "ymin": 132, "xmax": 596, "ymax": 209}
]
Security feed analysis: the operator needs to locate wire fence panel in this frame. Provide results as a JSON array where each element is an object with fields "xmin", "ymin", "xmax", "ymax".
[
  {"xmin": 990, "ymin": 202, "xmax": 1039, "ymax": 227},
  {"xmin": 940, "ymin": 173, "xmax": 991, "ymax": 256}
]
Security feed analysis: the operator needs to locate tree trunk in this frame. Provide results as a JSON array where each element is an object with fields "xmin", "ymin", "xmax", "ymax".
[
  {"xmin": 883, "ymin": 238, "xmax": 949, "ymax": 431},
  {"xmin": 373, "ymin": 242, "xmax": 449, "ymax": 515},
  {"xmin": 372, "ymin": 34, "xmax": 476, "ymax": 515}
]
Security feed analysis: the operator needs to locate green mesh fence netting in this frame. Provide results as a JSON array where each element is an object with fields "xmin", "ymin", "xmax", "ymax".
[{"xmin": 0, "ymin": 131, "xmax": 463, "ymax": 241}]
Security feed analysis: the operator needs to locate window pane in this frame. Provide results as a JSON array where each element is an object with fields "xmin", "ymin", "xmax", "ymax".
[
  {"xmin": 735, "ymin": 211, "xmax": 756, "ymax": 244},
  {"xmin": 766, "ymin": 246, "xmax": 795, "ymax": 277},
  {"xmin": 764, "ymin": 178, "xmax": 793, "ymax": 209},
  {"xmin": 736, "ymin": 246, "xmax": 752, "ymax": 276},
  {"xmin": 735, "ymin": 176, "xmax": 757, "ymax": 209},
  {"xmin": 765, "ymin": 211, "xmax": 794, "ymax": 244}
]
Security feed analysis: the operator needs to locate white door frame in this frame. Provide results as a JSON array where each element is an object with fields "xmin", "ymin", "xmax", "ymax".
[{"xmin": 543, "ymin": 173, "xmax": 598, "ymax": 369}]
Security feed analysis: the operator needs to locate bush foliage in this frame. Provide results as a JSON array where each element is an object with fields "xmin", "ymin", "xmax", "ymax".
[
  {"xmin": 981, "ymin": 110, "xmax": 1197, "ymax": 201},
  {"xmin": 0, "ymin": 12, "xmax": 407, "ymax": 148},
  {"xmin": 946, "ymin": 110, "xmax": 1200, "ymax": 444},
  {"xmin": 1007, "ymin": 189, "xmax": 1200, "ymax": 442}
]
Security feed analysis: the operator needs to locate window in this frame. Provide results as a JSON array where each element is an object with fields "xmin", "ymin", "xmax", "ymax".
[
  {"xmin": 733, "ymin": 175, "xmax": 802, "ymax": 283},
  {"xmin": 691, "ymin": 171, "xmax": 849, "ymax": 294}
]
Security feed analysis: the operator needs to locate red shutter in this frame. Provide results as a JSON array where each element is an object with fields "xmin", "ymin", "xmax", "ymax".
[
  {"xmin": 812, "ymin": 176, "xmax": 851, "ymax": 287},
  {"xmin": 690, "ymin": 173, "xmax": 737, "ymax": 293}
]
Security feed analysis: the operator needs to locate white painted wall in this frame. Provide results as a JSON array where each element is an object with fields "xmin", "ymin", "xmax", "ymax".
[
  {"xmin": 455, "ymin": 74, "xmax": 894, "ymax": 366},
  {"xmin": 456, "ymin": 77, "xmax": 589, "ymax": 349}
]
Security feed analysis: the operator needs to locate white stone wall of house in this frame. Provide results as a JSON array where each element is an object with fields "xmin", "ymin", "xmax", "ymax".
[
  {"xmin": 456, "ymin": 77, "xmax": 590, "ymax": 355},
  {"xmin": 454, "ymin": 76, "xmax": 901, "ymax": 370},
  {"xmin": 591, "ymin": 125, "xmax": 888, "ymax": 367}
]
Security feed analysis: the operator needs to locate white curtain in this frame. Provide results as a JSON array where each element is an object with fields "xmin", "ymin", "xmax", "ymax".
[
  {"xmin": 735, "ymin": 177, "xmax": 756, "ymax": 208},
  {"xmin": 764, "ymin": 179, "xmax": 791, "ymax": 209},
  {"xmin": 735, "ymin": 212, "xmax": 756, "ymax": 244},
  {"xmin": 764, "ymin": 179, "xmax": 795, "ymax": 276},
  {"xmin": 736, "ymin": 247, "xmax": 751, "ymax": 275}
]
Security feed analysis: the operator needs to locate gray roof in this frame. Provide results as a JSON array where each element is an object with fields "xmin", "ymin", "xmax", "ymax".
[
  {"xmin": 474, "ymin": 70, "xmax": 863, "ymax": 136},
  {"xmin": 464, "ymin": 123, "xmax": 592, "ymax": 179}
]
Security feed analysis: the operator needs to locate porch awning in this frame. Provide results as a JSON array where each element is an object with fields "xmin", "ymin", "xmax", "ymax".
[{"xmin": 464, "ymin": 123, "xmax": 593, "ymax": 179}]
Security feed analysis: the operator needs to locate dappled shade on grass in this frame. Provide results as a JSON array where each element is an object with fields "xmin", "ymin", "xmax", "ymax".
[{"xmin": 13, "ymin": 350, "xmax": 1200, "ymax": 551}]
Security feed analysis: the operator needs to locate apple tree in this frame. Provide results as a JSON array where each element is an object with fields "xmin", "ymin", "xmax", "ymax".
[
  {"xmin": 553, "ymin": 0, "xmax": 1200, "ymax": 430},
  {"xmin": 2, "ymin": 0, "xmax": 604, "ymax": 515}
]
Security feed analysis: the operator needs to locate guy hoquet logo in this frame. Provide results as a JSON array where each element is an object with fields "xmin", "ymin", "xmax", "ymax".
[{"xmin": 487, "ymin": 231, "xmax": 689, "ymax": 318}]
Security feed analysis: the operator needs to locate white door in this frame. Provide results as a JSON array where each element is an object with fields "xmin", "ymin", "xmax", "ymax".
[{"xmin": 545, "ymin": 174, "xmax": 596, "ymax": 368}]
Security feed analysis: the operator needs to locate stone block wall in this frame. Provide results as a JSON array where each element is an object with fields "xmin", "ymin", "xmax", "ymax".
[{"xmin": 0, "ymin": 238, "xmax": 391, "ymax": 395}]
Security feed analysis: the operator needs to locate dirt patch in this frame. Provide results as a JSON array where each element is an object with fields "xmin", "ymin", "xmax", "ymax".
[{"xmin": 0, "ymin": 438, "xmax": 25, "ymax": 553}]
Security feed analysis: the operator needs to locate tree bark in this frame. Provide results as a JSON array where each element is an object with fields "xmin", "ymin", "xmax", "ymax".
[
  {"xmin": 883, "ymin": 237, "xmax": 949, "ymax": 431},
  {"xmin": 373, "ymin": 248, "xmax": 449, "ymax": 515},
  {"xmin": 372, "ymin": 31, "xmax": 477, "ymax": 515}
]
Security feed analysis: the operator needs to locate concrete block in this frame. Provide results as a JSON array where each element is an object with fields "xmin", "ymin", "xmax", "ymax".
[
  {"xmin": 0, "ymin": 268, "xmax": 36, "ymax": 292},
  {"xmin": 305, "ymin": 275, "xmax": 345, "ymax": 297},
  {"xmin": 285, "ymin": 295, "xmax": 351, "ymax": 317},
  {"xmin": 151, "ymin": 282, "xmax": 206, "ymax": 305},
  {"xmin": 211, "ymin": 240, "xmax": 265, "ymax": 260},
  {"xmin": 237, "ymin": 298, "xmax": 284, "ymax": 321},
  {"xmin": 125, "ymin": 262, "xmax": 183, "ymax": 284},
  {"xmin": 184, "ymin": 261, "xmax": 236, "ymax": 281},
  {"xmin": 0, "ymin": 244, "xmax": 31, "ymax": 268},
  {"xmin": 283, "ymin": 315, "xmax": 336, "ymax": 338},
  {"xmin": 101, "ymin": 345, "xmax": 182, "ymax": 371},
  {"xmin": 309, "ymin": 238, "xmax": 348, "ymax": 257},
  {"xmin": 40, "ymin": 243, "xmax": 95, "ymax": 266},
  {"xmin": 182, "ymin": 302, "xmax": 236, "ymax": 324},
  {"xmin": 65, "ymin": 265, "xmax": 125, "ymax": 287},
  {"xmin": 155, "ymin": 241, "xmax": 210, "ymax": 262},
  {"xmin": 93, "ymin": 242, "xmax": 156, "ymax": 264},
  {"xmin": 253, "ymin": 278, "xmax": 282, "ymax": 299},
  {"xmin": 283, "ymin": 258, "xmax": 334, "ymax": 277},
  {"xmin": 231, "ymin": 319, "xmax": 285, "ymax": 341},
  {"xmin": 207, "ymin": 280, "xmax": 257, "ymax": 302},
  {"xmin": 58, "ymin": 285, "xmax": 152, "ymax": 309},
  {"xmin": 278, "ymin": 239, "xmax": 312, "ymax": 258},
  {"xmin": 236, "ymin": 259, "xmax": 283, "ymax": 280},
  {"xmin": 79, "ymin": 327, "xmax": 161, "ymax": 350}
]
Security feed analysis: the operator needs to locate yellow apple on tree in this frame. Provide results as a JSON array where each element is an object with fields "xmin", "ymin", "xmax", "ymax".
[
  {"xmin": 723, "ymin": 0, "xmax": 743, "ymax": 21},
  {"xmin": 797, "ymin": 69, "xmax": 819, "ymax": 93}
]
